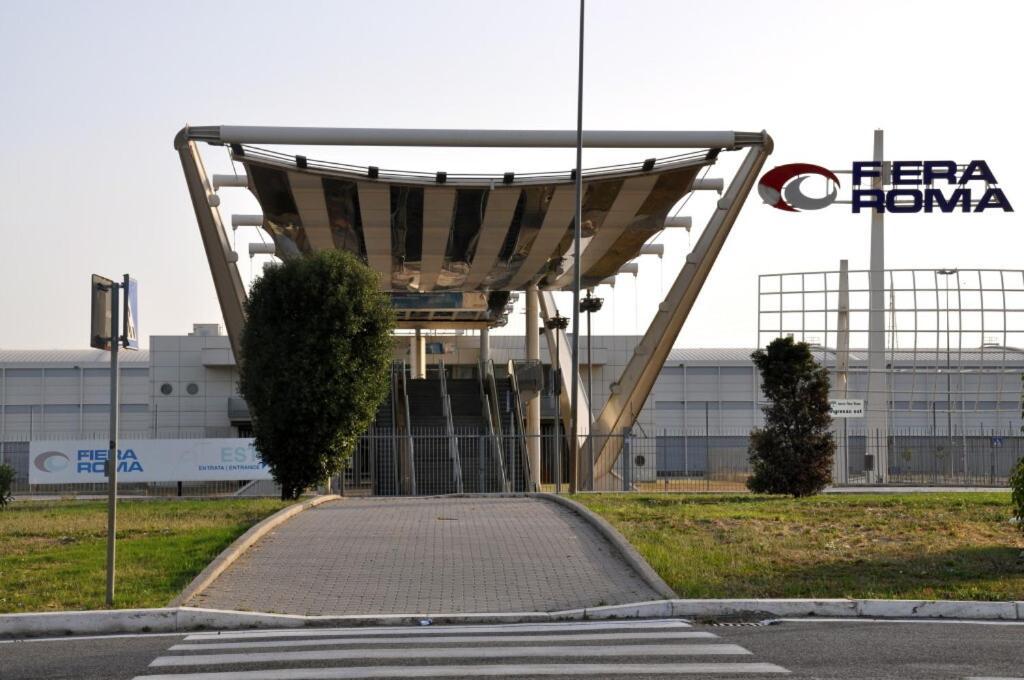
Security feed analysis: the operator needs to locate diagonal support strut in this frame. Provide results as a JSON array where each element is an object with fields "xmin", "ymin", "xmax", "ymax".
[{"xmin": 589, "ymin": 134, "xmax": 774, "ymax": 487}]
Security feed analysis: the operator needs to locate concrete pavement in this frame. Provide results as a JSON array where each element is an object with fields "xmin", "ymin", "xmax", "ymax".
[{"xmin": 187, "ymin": 496, "xmax": 661, "ymax": 615}]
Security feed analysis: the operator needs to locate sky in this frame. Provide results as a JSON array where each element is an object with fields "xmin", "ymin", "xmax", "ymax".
[{"xmin": 0, "ymin": 0, "xmax": 1020, "ymax": 350}]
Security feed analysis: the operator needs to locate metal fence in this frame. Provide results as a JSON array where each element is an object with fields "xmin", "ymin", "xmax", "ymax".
[
  {"xmin": 844, "ymin": 427, "xmax": 1024, "ymax": 486},
  {"xmin": 6, "ymin": 426, "xmax": 1021, "ymax": 499}
]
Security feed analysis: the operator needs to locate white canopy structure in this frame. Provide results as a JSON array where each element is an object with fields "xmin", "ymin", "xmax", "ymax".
[{"xmin": 175, "ymin": 125, "xmax": 773, "ymax": 488}]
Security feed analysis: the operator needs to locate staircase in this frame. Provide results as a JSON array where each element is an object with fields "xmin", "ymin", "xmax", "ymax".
[
  {"xmin": 406, "ymin": 377, "xmax": 457, "ymax": 494},
  {"xmin": 496, "ymin": 373, "xmax": 531, "ymax": 492},
  {"xmin": 356, "ymin": 364, "xmax": 527, "ymax": 495},
  {"xmin": 447, "ymin": 377, "xmax": 492, "ymax": 492},
  {"xmin": 369, "ymin": 385, "xmax": 398, "ymax": 495}
]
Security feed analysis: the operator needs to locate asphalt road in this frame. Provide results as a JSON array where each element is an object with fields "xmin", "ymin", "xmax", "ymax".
[{"xmin": 2, "ymin": 618, "xmax": 1022, "ymax": 679}]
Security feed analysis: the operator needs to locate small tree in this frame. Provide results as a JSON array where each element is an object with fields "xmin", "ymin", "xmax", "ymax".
[
  {"xmin": 748, "ymin": 336, "xmax": 834, "ymax": 497},
  {"xmin": 239, "ymin": 250, "xmax": 394, "ymax": 499},
  {"xmin": 1010, "ymin": 457, "xmax": 1024, "ymax": 532},
  {"xmin": 0, "ymin": 463, "xmax": 14, "ymax": 509}
]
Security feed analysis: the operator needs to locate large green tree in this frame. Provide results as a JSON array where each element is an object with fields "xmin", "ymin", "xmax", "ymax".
[
  {"xmin": 239, "ymin": 250, "xmax": 394, "ymax": 499},
  {"xmin": 748, "ymin": 336, "xmax": 835, "ymax": 497}
]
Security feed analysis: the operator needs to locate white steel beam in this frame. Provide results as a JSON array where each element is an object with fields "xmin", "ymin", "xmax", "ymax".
[
  {"xmin": 356, "ymin": 182, "xmax": 393, "ymax": 290},
  {"xmin": 418, "ymin": 188, "xmax": 457, "ymax": 292},
  {"xmin": 617, "ymin": 263, "xmax": 639, "ymax": 276},
  {"xmin": 538, "ymin": 291, "xmax": 590, "ymax": 451},
  {"xmin": 287, "ymin": 171, "xmax": 334, "ymax": 251},
  {"xmin": 175, "ymin": 139, "xmax": 248, "ymax": 359},
  {"xmin": 691, "ymin": 178, "xmax": 724, "ymax": 193},
  {"xmin": 865, "ymin": 129, "xmax": 889, "ymax": 481},
  {"xmin": 525, "ymin": 285, "xmax": 542, "ymax": 488},
  {"xmin": 508, "ymin": 186, "xmax": 576, "ymax": 290},
  {"xmin": 664, "ymin": 216, "xmax": 692, "ymax": 229},
  {"xmin": 463, "ymin": 188, "xmax": 520, "ymax": 289},
  {"xmin": 551, "ymin": 174, "xmax": 659, "ymax": 289},
  {"xmin": 231, "ymin": 214, "xmax": 263, "ymax": 228},
  {"xmin": 192, "ymin": 126, "xmax": 750, "ymax": 149},
  {"xmin": 212, "ymin": 174, "xmax": 248, "ymax": 189},
  {"xmin": 249, "ymin": 243, "xmax": 276, "ymax": 256},
  {"xmin": 590, "ymin": 136, "xmax": 773, "ymax": 485}
]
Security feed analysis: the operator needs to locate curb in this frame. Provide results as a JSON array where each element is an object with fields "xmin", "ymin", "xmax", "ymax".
[
  {"xmin": 168, "ymin": 494, "xmax": 340, "ymax": 607},
  {"xmin": 535, "ymin": 493, "xmax": 678, "ymax": 600},
  {"xmin": 4, "ymin": 599, "xmax": 1024, "ymax": 639}
]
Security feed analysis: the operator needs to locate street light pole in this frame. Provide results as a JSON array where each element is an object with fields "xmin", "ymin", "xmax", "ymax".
[
  {"xmin": 580, "ymin": 291, "xmax": 603, "ymax": 491},
  {"xmin": 569, "ymin": 0, "xmax": 586, "ymax": 495},
  {"xmin": 547, "ymin": 314, "xmax": 569, "ymax": 493}
]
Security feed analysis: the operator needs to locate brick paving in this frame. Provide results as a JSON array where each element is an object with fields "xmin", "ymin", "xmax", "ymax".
[{"xmin": 188, "ymin": 496, "xmax": 659, "ymax": 615}]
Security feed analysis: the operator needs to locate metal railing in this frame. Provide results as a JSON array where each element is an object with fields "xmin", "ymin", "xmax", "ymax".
[
  {"xmin": 10, "ymin": 425, "xmax": 1021, "ymax": 499},
  {"xmin": 480, "ymin": 361, "xmax": 509, "ymax": 492},
  {"xmin": 437, "ymin": 362, "xmax": 464, "ymax": 494},
  {"xmin": 395, "ymin": 362, "xmax": 417, "ymax": 495},
  {"xmin": 507, "ymin": 362, "xmax": 536, "ymax": 491}
]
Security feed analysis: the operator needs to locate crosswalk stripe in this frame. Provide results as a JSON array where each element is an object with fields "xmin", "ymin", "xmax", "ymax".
[
  {"xmin": 135, "ymin": 661, "xmax": 791, "ymax": 679},
  {"xmin": 184, "ymin": 619, "xmax": 691, "ymax": 641},
  {"xmin": 151, "ymin": 643, "xmax": 752, "ymax": 667},
  {"xmin": 171, "ymin": 630, "xmax": 718, "ymax": 651}
]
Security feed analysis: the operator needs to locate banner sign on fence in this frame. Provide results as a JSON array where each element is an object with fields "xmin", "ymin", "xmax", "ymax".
[
  {"xmin": 829, "ymin": 399, "xmax": 865, "ymax": 418},
  {"xmin": 28, "ymin": 438, "xmax": 269, "ymax": 484}
]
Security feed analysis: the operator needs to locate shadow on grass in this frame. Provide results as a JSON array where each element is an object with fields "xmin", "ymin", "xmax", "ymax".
[
  {"xmin": 687, "ymin": 545, "xmax": 1024, "ymax": 600},
  {"xmin": 629, "ymin": 494, "xmax": 781, "ymax": 507}
]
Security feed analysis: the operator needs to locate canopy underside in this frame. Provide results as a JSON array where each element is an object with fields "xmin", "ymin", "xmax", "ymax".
[{"xmin": 235, "ymin": 147, "xmax": 716, "ymax": 294}]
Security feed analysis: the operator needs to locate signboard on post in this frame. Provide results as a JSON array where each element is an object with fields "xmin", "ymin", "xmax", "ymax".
[
  {"xmin": 90, "ymin": 274, "xmax": 114, "ymax": 350},
  {"xmin": 89, "ymin": 272, "xmax": 137, "ymax": 606},
  {"xmin": 830, "ymin": 399, "xmax": 865, "ymax": 418},
  {"xmin": 123, "ymin": 277, "xmax": 139, "ymax": 350}
]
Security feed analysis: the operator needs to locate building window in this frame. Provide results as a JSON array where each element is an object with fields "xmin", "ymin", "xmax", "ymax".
[
  {"xmin": 160, "ymin": 383, "xmax": 173, "ymax": 395},
  {"xmin": 186, "ymin": 383, "xmax": 199, "ymax": 395}
]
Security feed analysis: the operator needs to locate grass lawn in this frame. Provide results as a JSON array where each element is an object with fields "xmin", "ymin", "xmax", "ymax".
[
  {"xmin": 0, "ymin": 498, "xmax": 290, "ymax": 613},
  {"xmin": 575, "ymin": 493, "xmax": 1024, "ymax": 601}
]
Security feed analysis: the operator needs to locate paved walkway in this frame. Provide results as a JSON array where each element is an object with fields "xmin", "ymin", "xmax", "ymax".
[{"xmin": 188, "ymin": 496, "xmax": 659, "ymax": 615}]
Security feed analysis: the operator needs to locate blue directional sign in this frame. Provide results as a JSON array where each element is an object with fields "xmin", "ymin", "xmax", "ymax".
[{"xmin": 990, "ymin": 436, "xmax": 1004, "ymax": 448}]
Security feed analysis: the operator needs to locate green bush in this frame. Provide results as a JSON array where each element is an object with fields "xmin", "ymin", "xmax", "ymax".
[
  {"xmin": 239, "ymin": 250, "xmax": 394, "ymax": 500},
  {"xmin": 0, "ymin": 463, "xmax": 14, "ymax": 509},
  {"xmin": 748, "ymin": 336, "xmax": 835, "ymax": 497},
  {"xmin": 1011, "ymin": 457, "xmax": 1024, "ymax": 531}
]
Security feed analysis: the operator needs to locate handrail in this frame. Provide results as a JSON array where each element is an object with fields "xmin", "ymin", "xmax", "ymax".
[
  {"xmin": 479, "ymin": 360, "xmax": 509, "ymax": 493},
  {"xmin": 438, "ymin": 362, "xmax": 464, "ymax": 494},
  {"xmin": 508, "ymin": 362, "xmax": 537, "ymax": 492},
  {"xmin": 389, "ymin": 362, "xmax": 400, "ymax": 495},
  {"xmin": 397, "ymin": 362, "xmax": 416, "ymax": 495}
]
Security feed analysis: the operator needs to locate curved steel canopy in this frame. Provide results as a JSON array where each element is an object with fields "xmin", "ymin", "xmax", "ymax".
[{"xmin": 231, "ymin": 146, "xmax": 715, "ymax": 295}]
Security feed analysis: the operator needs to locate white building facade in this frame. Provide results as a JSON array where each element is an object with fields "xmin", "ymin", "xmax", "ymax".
[{"xmin": 3, "ymin": 324, "xmax": 1022, "ymax": 489}]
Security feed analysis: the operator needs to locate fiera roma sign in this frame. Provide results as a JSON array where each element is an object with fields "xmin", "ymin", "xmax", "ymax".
[{"xmin": 759, "ymin": 161, "xmax": 1013, "ymax": 214}]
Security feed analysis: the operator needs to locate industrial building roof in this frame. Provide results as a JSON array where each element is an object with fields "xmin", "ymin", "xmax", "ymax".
[{"xmin": 0, "ymin": 349, "xmax": 151, "ymax": 366}]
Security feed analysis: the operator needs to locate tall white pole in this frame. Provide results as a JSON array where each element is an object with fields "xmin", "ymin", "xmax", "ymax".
[
  {"xmin": 866, "ymin": 130, "xmax": 889, "ymax": 482},
  {"xmin": 526, "ymin": 285, "xmax": 541, "ymax": 488},
  {"xmin": 479, "ymin": 327, "xmax": 490, "ymax": 366},
  {"xmin": 836, "ymin": 259, "xmax": 850, "ymax": 484},
  {"xmin": 105, "ymin": 280, "xmax": 121, "ymax": 606},
  {"xmin": 412, "ymin": 329, "xmax": 426, "ymax": 379},
  {"xmin": 569, "ymin": 0, "xmax": 586, "ymax": 493}
]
